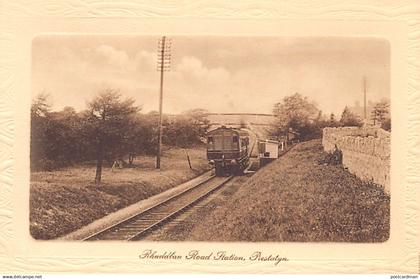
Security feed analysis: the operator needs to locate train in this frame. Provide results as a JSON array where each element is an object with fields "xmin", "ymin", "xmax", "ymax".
[{"xmin": 206, "ymin": 126, "xmax": 250, "ymax": 176}]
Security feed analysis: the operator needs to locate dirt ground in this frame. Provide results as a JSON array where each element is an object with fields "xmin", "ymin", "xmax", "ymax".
[
  {"xmin": 149, "ymin": 139, "xmax": 390, "ymax": 242},
  {"xmin": 30, "ymin": 146, "xmax": 211, "ymax": 239}
]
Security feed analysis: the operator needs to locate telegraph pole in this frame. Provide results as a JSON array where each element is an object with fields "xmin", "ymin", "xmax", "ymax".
[
  {"xmin": 363, "ymin": 76, "xmax": 367, "ymax": 121},
  {"xmin": 156, "ymin": 36, "xmax": 171, "ymax": 169}
]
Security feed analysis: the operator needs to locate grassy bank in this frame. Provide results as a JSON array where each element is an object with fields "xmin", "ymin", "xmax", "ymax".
[
  {"xmin": 30, "ymin": 146, "xmax": 211, "ymax": 239},
  {"xmin": 189, "ymin": 139, "xmax": 390, "ymax": 242}
]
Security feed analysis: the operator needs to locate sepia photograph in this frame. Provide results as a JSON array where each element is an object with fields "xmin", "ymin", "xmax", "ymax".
[{"xmin": 30, "ymin": 35, "xmax": 391, "ymax": 242}]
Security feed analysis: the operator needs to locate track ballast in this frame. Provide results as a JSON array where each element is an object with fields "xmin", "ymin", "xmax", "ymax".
[{"xmin": 84, "ymin": 175, "xmax": 233, "ymax": 241}]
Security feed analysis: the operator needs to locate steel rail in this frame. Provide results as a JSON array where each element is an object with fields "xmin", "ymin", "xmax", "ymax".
[
  {"xmin": 82, "ymin": 173, "xmax": 215, "ymax": 241},
  {"xmin": 84, "ymin": 175, "xmax": 232, "ymax": 241},
  {"xmin": 129, "ymin": 175, "xmax": 233, "ymax": 240}
]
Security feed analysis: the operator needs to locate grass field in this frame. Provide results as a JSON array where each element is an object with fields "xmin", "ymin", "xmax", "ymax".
[
  {"xmin": 189, "ymin": 139, "xmax": 390, "ymax": 242},
  {"xmin": 30, "ymin": 145, "xmax": 211, "ymax": 239}
]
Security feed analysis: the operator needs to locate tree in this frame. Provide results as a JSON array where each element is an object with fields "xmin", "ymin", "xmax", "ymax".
[
  {"xmin": 340, "ymin": 106, "xmax": 363, "ymax": 127},
  {"xmin": 183, "ymin": 108, "xmax": 210, "ymax": 138},
  {"xmin": 371, "ymin": 100, "xmax": 390, "ymax": 126},
  {"xmin": 272, "ymin": 93, "xmax": 321, "ymax": 140},
  {"xmin": 122, "ymin": 113, "xmax": 158, "ymax": 164},
  {"xmin": 31, "ymin": 93, "xmax": 51, "ymax": 117},
  {"xmin": 41, "ymin": 110, "xmax": 79, "ymax": 167},
  {"xmin": 31, "ymin": 94, "xmax": 51, "ymax": 170},
  {"xmin": 86, "ymin": 89, "xmax": 139, "ymax": 184},
  {"xmin": 164, "ymin": 114, "xmax": 206, "ymax": 147},
  {"xmin": 328, "ymin": 113, "xmax": 339, "ymax": 127}
]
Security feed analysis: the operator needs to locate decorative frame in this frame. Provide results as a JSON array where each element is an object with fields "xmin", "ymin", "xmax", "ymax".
[{"xmin": 0, "ymin": 1, "xmax": 419, "ymax": 274}]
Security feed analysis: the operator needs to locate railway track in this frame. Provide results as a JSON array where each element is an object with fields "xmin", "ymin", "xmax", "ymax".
[{"xmin": 83, "ymin": 175, "xmax": 233, "ymax": 241}]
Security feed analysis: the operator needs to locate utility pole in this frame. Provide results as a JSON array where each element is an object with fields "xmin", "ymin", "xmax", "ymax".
[
  {"xmin": 363, "ymin": 76, "xmax": 367, "ymax": 121},
  {"xmin": 156, "ymin": 36, "xmax": 171, "ymax": 169}
]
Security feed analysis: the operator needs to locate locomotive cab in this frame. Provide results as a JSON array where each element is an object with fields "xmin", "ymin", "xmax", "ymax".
[{"xmin": 206, "ymin": 126, "xmax": 250, "ymax": 176}]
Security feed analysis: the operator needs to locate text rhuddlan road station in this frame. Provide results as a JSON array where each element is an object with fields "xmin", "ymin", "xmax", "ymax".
[{"xmin": 139, "ymin": 250, "xmax": 289, "ymax": 265}]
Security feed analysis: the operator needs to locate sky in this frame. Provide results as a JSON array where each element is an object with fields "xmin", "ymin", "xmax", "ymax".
[{"xmin": 32, "ymin": 35, "xmax": 390, "ymax": 116}]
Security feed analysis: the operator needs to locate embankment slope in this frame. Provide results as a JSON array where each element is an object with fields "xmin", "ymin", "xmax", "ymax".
[{"xmin": 190, "ymin": 139, "xmax": 389, "ymax": 242}]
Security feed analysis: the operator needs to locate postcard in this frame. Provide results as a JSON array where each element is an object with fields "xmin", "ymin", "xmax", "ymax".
[{"xmin": 1, "ymin": 1, "xmax": 419, "ymax": 274}]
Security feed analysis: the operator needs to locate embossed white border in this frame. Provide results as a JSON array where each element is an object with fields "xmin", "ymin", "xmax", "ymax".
[{"xmin": 1, "ymin": 1, "xmax": 419, "ymax": 274}]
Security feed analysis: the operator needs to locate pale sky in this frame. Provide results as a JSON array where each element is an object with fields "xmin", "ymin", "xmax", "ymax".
[{"xmin": 32, "ymin": 35, "xmax": 390, "ymax": 116}]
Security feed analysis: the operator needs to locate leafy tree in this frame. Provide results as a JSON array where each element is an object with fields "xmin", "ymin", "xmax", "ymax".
[
  {"xmin": 42, "ymin": 111, "xmax": 78, "ymax": 167},
  {"xmin": 31, "ymin": 93, "xmax": 51, "ymax": 117},
  {"xmin": 163, "ymin": 113, "xmax": 206, "ymax": 147},
  {"xmin": 85, "ymin": 89, "xmax": 139, "ymax": 184},
  {"xmin": 272, "ymin": 93, "xmax": 321, "ymax": 140},
  {"xmin": 183, "ymin": 108, "xmax": 210, "ymax": 138},
  {"xmin": 371, "ymin": 100, "xmax": 390, "ymax": 126},
  {"xmin": 30, "ymin": 94, "xmax": 51, "ymax": 170},
  {"xmin": 123, "ymin": 113, "xmax": 158, "ymax": 164},
  {"xmin": 31, "ymin": 96, "xmax": 87, "ymax": 170},
  {"xmin": 340, "ymin": 106, "xmax": 363, "ymax": 127},
  {"xmin": 30, "ymin": 91, "xmax": 210, "ymax": 174}
]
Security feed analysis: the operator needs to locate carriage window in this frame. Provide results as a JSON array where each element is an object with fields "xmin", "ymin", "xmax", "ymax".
[
  {"xmin": 230, "ymin": 135, "xmax": 239, "ymax": 150},
  {"xmin": 208, "ymin": 135, "xmax": 223, "ymax": 150}
]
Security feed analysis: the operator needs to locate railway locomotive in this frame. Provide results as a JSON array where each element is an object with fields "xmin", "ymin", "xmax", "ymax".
[{"xmin": 206, "ymin": 126, "xmax": 250, "ymax": 176}]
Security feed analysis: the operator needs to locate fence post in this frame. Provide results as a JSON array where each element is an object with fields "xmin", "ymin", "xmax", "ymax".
[{"xmin": 184, "ymin": 149, "xmax": 192, "ymax": 170}]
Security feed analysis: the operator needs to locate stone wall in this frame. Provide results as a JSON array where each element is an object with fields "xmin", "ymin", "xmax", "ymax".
[{"xmin": 322, "ymin": 127, "xmax": 390, "ymax": 193}]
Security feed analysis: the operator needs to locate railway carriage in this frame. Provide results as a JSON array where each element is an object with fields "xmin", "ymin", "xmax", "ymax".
[
  {"xmin": 206, "ymin": 126, "xmax": 250, "ymax": 176},
  {"xmin": 258, "ymin": 139, "xmax": 280, "ymax": 166}
]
